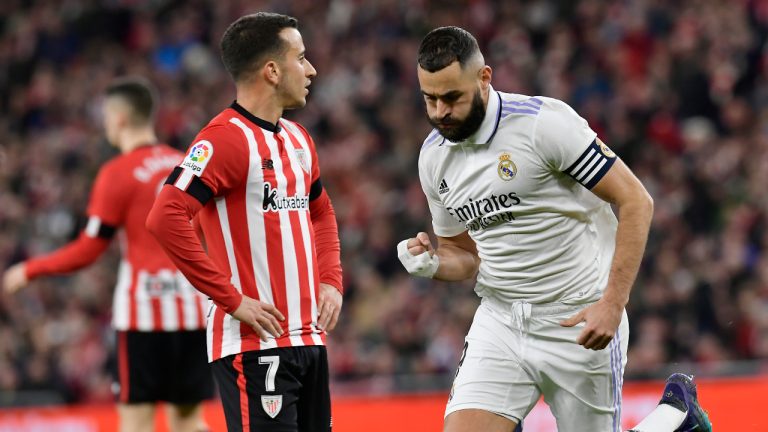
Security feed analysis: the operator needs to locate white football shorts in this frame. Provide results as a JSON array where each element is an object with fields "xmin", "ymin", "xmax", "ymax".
[{"xmin": 445, "ymin": 296, "xmax": 629, "ymax": 432}]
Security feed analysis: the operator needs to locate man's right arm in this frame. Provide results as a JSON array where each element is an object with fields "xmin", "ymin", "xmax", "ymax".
[
  {"xmin": 147, "ymin": 184, "xmax": 284, "ymax": 340},
  {"xmin": 147, "ymin": 128, "xmax": 284, "ymax": 340},
  {"xmin": 146, "ymin": 185, "xmax": 242, "ymax": 313}
]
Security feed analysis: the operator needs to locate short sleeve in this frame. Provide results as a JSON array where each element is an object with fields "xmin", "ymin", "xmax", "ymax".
[
  {"xmin": 418, "ymin": 155, "xmax": 466, "ymax": 238},
  {"xmin": 173, "ymin": 125, "xmax": 248, "ymax": 197},
  {"xmin": 534, "ymin": 99, "xmax": 617, "ymax": 189},
  {"xmin": 86, "ymin": 162, "xmax": 128, "ymax": 227}
]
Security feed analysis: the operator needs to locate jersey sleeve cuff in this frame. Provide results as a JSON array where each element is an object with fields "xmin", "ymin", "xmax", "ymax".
[
  {"xmin": 432, "ymin": 223, "xmax": 467, "ymax": 238},
  {"xmin": 320, "ymin": 279, "xmax": 343, "ymax": 294},
  {"xmin": 215, "ymin": 290, "xmax": 243, "ymax": 314}
]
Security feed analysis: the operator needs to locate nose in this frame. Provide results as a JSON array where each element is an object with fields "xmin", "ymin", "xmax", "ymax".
[
  {"xmin": 436, "ymin": 100, "xmax": 451, "ymax": 119},
  {"xmin": 306, "ymin": 59, "xmax": 317, "ymax": 79}
]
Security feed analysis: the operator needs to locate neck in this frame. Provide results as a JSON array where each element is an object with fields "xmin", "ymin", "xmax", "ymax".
[
  {"xmin": 117, "ymin": 127, "xmax": 158, "ymax": 153},
  {"xmin": 236, "ymin": 83, "xmax": 283, "ymax": 125}
]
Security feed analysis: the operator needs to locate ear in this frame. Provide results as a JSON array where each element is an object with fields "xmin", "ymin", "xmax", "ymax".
[
  {"xmin": 263, "ymin": 60, "xmax": 281, "ymax": 86},
  {"xmin": 479, "ymin": 65, "xmax": 492, "ymax": 90}
]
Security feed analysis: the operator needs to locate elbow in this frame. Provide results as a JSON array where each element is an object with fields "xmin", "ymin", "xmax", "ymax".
[{"xmin": 642, "ymin": 190, "xmax": 654, "ymax": 223}]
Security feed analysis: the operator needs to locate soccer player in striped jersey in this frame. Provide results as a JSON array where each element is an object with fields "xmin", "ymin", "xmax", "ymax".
[
  {"xmin": 2, "ymin": 78, "xmax": 213, "ymax": 432},
  {"xmin": 147, "ymin": 13, "xmax": 342, "ymax": 432},
  {"xmin": 397, "ymin": 26, "xmax": 654, "ymax": 432}
]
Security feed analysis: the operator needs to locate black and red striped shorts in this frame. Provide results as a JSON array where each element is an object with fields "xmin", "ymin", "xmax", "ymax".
[{"xmin": 212, "ymin": 346, "xmax": 331, "ymax": 432}]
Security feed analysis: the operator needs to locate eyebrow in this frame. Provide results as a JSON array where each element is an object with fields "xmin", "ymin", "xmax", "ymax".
[{"xmin": 421, "ymin": 90, "xmax": 463, "ymax": 99}]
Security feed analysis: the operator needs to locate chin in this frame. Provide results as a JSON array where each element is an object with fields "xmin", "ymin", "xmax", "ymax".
[{"xmin": 285, "ymin": 98, "xmax": 307, "ymax": 110}]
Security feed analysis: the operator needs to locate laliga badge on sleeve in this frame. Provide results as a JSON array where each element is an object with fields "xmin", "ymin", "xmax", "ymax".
[
  {"xmin": 261, "ymin": 395, "xmax": 283, "ymax": 418},
  {"xmin": 181, "ymin": 140, "xmax": 214, "ymax": 175}
]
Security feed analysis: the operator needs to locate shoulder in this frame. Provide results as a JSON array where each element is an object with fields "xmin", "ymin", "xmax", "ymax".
[
  {"xmin": 418, "ymin": 129, "xmax": 447, "ymax": 179},
  {"xmin": 191, "ymin": 120, "xmax": 248, "ymax": 156},
  {"xmin": 280, "ymin": 119, "xmax": 315, "ymax": 147},
  {"xmin": 421, "ymin": 128, "xmax": 445, "ymax": 153},
  {"xmin": 419, "ymin": 128, "xmax": 445, "ymax": 167},
  {"xmin": 498, "ymin": 92, "xmax": 580, "ymax": 119},
  {"xmin": 98, "ymin": 154, "xmax": 128, "ymax": 178}
]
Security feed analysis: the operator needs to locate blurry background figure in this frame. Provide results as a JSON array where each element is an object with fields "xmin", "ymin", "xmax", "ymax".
[
  {"xmin": 0, "ymin": 0, "xmax": 766, "ymax": 410},
  {"xmin": 2, "ymin": 77, "xmax": 213, "ymax": 432}
]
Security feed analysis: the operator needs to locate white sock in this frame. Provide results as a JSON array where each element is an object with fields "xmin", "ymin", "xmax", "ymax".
[{"xmin": 628, "ymin": 404, "xmax": 687, "ymax": 432}]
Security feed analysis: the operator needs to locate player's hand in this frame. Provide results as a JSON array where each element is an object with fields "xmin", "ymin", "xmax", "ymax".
[
  {"xmin": 231, "ymin": 295, "xmax": 285, "ymax": 342},
  {"xmin": 397, "ymin": 232, "xmax": 440, "ymax": 278},
  {"xmin": 317, "ymin": 283, "xmax": 342, "ymax": 332},
  {"xmin": 559, "ymin": 298, "xmax": 623, "ymax": 350},
  {"xmin": 2, "ymin": 263, "xmax": 28, "ymax": 294},
  {"xmin": 407, "ymin": 232, "xmax": 434, "ymax": 256}
]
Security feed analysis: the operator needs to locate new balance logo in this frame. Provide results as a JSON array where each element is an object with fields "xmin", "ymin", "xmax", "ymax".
[
  {"xmin": 438, "ymin": 178, "xmax": 450, "ymax": 194},
  {"xmin": 262, "ymin": 159, "xmax": 274, "ymax": 170}
]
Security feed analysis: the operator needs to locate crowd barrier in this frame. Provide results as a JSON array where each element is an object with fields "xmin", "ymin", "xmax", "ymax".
[{"xmin": 0, "ymin": 376, "xmax": 765, "ymax": 431}]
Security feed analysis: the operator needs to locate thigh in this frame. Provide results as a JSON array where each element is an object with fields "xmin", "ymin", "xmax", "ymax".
[
  {"xmin": 444, "ymin": 409, "xmax": 519, "ymax": 432},
  {"xmin": 168, "ymin": 330, "xmax": 214, "ymax": 404},
  {"xmin": 537, "ymin": 309, "xmax": 629, "ymax": 432},
  {"xmin": 445, "ymin": 303, "xmax": 541, "ymax": 425},
  {"xmin": 296, "ymin": 347, "xmax": 331, "ymax": 432},
  {"xmin": 212, "ymin": 349, "xmax": 302, "ymax": 432}
]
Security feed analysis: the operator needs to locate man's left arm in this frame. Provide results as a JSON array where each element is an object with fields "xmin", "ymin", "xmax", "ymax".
[
  {"xmin": 308, "ymin": 180, "xmax": 343, "ymax": 332},
  {"xmin": 560, "ymin": 153, "xmax": 654, "ymax": 350}
]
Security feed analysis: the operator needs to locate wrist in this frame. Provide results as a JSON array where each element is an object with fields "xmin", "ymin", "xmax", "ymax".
[
  {"xmin": 601, "ymin": 292, "xmax": 627, "ymax": 309},
  {"xmin": 219, "ymin": 290, "xmax": 244, "ymax": 314}
]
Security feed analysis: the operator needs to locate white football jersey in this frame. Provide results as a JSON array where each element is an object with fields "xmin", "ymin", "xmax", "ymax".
[{"xmin": 418, "ymin": 86, "xmax": 619, "ymax": 305}]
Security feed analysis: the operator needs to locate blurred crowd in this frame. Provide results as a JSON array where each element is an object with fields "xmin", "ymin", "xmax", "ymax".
[{"xmin": 1, "ymin": 0, "xmax": 767, "ymax": 405}]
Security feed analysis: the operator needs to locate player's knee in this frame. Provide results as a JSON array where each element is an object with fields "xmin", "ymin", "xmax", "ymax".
[{"xmin": 171, "ymin": 403, "xmax": 200, "ymax": 418}]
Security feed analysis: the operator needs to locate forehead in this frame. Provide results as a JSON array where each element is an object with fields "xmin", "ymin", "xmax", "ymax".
[
  {"xmin": 279, "ymin": 27, "xmax": 304, "ymax": 52},
  {"xmin": 418, "ymin": 61, "xmax": 474, "ymax": 94}
]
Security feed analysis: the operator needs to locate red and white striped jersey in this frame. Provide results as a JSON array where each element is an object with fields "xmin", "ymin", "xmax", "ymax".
[
  {"xmin": 148, "ymin": 102, "xmax": 342, "ymax": 362},
  {"xmin": 26, "ymin": 144, "xmax": 208, "ymax": 332}
]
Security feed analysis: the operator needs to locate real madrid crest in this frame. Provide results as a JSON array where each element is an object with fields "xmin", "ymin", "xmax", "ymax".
[
  {"xmin": 597, "ymin": 138, "xmax": 616, "ymax": 158},
  {"xmin": 497, "ymin": 152, "xmax": 517, "ymax": 181}
]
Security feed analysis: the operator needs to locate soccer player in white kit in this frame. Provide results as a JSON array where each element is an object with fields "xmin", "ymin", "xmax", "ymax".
[{"xmin": 398, "ymin": 26, "xmax": 710, "ymax": 432}]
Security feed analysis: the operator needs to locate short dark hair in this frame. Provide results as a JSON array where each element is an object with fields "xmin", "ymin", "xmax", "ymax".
[
  {"xmin": 220, "ymin": 12, "xmax": 299, "ymax": 82},
  {"xmin": 418, "ymin": 26, "xmax": 480, "ymax": 72},
  {"xmin": 105, "ymin": 77, "xmax": 156, "ymax": 125}
]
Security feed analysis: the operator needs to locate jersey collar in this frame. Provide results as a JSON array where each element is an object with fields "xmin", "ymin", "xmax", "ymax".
[
  {"xmin": 444, "ymin": 85, "xmax": 502, "ymax": 146},
  {"xmin": 230, "ymin": 101, "xmax": 282, "ymax": 133}
]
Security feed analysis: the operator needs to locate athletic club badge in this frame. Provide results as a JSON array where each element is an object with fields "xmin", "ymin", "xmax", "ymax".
[
  {"xmin": 261, "ymin": 395, "xmax": 283, "ymax": 418},
  {"xmin": 293, "ymin": 148, "xmax": 310, "ymax": 174},
  {"xmin": 497, "ymin": 152, "xmax": 517, "ymax": 181}
]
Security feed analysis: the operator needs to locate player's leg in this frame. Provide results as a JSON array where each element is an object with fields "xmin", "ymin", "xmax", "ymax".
[
  {"xmin": 211, "ymin": 349, "xmax": 301, "ymax": 432},
  {"xmin": 295, "ymin": 346, "xmax": 331, "ymax": 432},
  {"xmin": 537, "ymin": 306, "xmax": 629, "ymax": 432},
  {"xmin": 166, "ymin": 403, "xmax": 208, "ymax": 432},
  {"xmin": 118, "ymin": 403, "xmax": 156, "ymax": 432},
  {"xmin": 626, "ymin": 373, "xmax": 712, "ymax": 432},
  {"xmin": 166, "ymin": 330, "xmax": 214, "ymax": 432},
  {"xmin": 444, "ymin": 409, "xmax": 519, "ymax": 432},
  {"xmin": 444, "ymin": 300, "xmax": 538, "ymax": 432}
]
